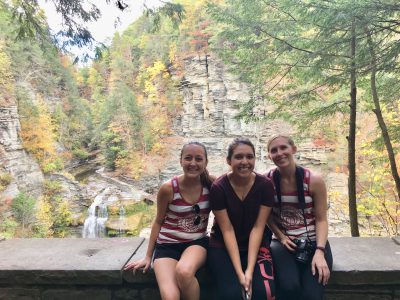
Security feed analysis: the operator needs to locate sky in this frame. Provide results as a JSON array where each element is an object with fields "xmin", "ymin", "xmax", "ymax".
[{"xmin": 38, "ymin": 0, "xmax": 163, "ymax": 59}]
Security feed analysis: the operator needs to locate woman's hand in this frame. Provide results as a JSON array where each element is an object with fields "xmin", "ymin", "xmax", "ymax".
[
  {"xmin": 280, "ymin": 236, "xmax": 297, "ymax": 252},
  {"xmin": 123, "ymin": 256, "xmax": 151, "ymax": 274},
  {"xmin": 311, "ymin": 250, "xmax": 330, "ymax": 285},
  {"xmin": 243, "ymin": 268, "xmax": 253, "ymax": 299},
  {"xmin": 237, "ymin": 271, "xmax": 249, "ymax": 299}
]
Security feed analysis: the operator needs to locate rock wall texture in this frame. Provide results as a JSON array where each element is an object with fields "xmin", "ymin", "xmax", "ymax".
[
  {"xmin": 0, "ymin": 106, "xmax": 43, "ymax": 200},
  {"xmin": 167, "ymin": 54, "xmax": 336, "ymax": 178}
]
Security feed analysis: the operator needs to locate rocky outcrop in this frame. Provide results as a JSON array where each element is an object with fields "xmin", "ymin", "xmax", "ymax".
[
  {"xmin": 171, "ymin": 55, "xmax": 333, "ymax": 175},
  {"xmin": 126, "ymin": 54, "xmax": 340, "ymax": 195},
  {"xmin": 0, "ymin": 106, "xmax": 43, "ymax": 199}
]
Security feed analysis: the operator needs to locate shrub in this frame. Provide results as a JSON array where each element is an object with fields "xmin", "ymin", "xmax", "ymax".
[
  {"xmin": 11, "ymin": 193, "xmax": 36, "ymax": 230},
  {"xmin": 72, "ymin": 148, "xmax": 89, "ymax": 160},
  {"xmin": 43, "ymin": 180, "xmax": 63, "ymax": 197},
  {"xmin": 0, "ymin": 172, "xmax": 12, "ymax": 192},
  {"xmin": 0, "ymin": 218, "xmax": 18, "ymax": 238}
]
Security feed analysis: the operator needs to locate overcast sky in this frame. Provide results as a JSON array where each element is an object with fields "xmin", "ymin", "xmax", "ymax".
[{"xmin": 38, "ymin": 0, "xmax": 163, "ymax": 59}]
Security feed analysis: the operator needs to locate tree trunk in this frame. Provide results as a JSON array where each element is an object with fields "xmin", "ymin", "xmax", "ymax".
[
  {"xmin": 348, "ymin": 20, "xmax": 360, "ymax": 237},
  {"xmin": 365, "ymin": 28, "xmax": 400, "ymax": 203}
]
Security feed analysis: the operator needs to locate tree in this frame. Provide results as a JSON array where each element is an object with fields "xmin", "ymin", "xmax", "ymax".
[
  {"xmin": 0, "ymin": 40, "xmax": 14, "ymax": 104},
  {"xmin": 19, "ymin": 95, "xmax": 63, "ymax": 173},
  {"xmin": 12, "ymin": 193, "xmax": 36, "ymax": 232},
  {"xmin": 208, "ymin": 0, "xmax": 363, "ymax": 235},
  {"xmin": 360, "ymin": 7, "xmax": 400, "ymax": 206},
  {"xmin": 7, "ymin": 0, "xmax": 185, "ymax": 61}
]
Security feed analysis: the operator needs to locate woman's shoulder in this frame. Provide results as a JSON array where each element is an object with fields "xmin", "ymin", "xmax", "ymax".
[
  {"xmin": 213, "ymin": 173, "xmax": 228, "ymax": 184},
  {"xmin": 158, "ymin": 178, "xmax": 175, "ymax": 198},
  {"xmin": 255, "ymin": 172, "xmax": 274, "ymax": 185},
  {"xmin": 209, "ymin": 174, "xmax": 218, "ymax": 183},
  {"xmin": 264, "ymin": 167, "xmax": 277, "ymax": 178},
  {"xmin": 306, "ymin": 168, "xmax": 324, "ymax": 183},
  {"xmin": 305, "ymin": 169, "xmax": 326, "ymax": 194}
]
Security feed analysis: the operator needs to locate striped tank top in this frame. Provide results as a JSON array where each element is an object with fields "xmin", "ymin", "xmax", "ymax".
[
  {"xmin": 267, "ymin": 168, "xmax": 316, "ymax": 241},
  {"xmin": 157, "ymin": 176, "xmax": 210, "ymax": 244}
]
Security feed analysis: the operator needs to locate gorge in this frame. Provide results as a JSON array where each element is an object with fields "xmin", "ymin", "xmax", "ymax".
[{"xmin": 0, "ymin": 53, "xmax": 349, "ymax": 238}]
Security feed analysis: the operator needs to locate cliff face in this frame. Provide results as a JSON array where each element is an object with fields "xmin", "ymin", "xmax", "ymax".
[
  {"xmin": 0, "ymin": 54, "xmax": 337, "ymax": 202},
  {"xmin": 170, "ymin": 54, "xmax": 332, "ymax": 177},
  {"xmin": 0, "ymin": 106, "xmax": 43, "ymax": 200}
]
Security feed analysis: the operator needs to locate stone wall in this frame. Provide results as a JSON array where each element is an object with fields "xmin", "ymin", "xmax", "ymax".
[
  {"xmin": 0, "ymin": 106, "xmax": 43, "ymax": 201},
  {"xmin": 0, "ymin": 237, "xmax": 399, "ymax": 300}
]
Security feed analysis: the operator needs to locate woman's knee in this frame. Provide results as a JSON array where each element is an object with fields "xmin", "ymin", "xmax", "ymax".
[
  {"xmin": 175, "ymin": 262, "xmax": 197, "ymax": 285},
  {"xmin": 279, "ymin": 279, "xmax": 302, "ymax": 296},
  {"xmin": 159, "ymin": 285, "xmax": 180, "ymax": 300}
]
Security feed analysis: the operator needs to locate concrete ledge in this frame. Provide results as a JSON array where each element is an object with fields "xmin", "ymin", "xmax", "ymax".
[
  {"xmin": 0, "ymin": 237, "xmax": 399, "ymax": 300},
  {"xmin": 329, "ymin": 237, "xmax": 400, "ymax": 285},
  {"xmin": 0, "ymin": 238, "xmax": 144, "ymax": 285}
]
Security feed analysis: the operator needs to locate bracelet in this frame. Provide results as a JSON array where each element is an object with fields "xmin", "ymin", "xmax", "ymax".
[{"xmin": 316, "ymin": 246, "xmax": 326, "ymax": 253}]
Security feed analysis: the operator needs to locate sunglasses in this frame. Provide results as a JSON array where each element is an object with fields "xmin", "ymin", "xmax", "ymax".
[{"xmin": 192, "ymin": 204, "xmax": 201, "ymax": 225}]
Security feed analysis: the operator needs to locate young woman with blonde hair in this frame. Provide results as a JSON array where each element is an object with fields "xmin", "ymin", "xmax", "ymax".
[{"xmin": 266, "ymin": 134, "xmax": 333, "ymax": 300}]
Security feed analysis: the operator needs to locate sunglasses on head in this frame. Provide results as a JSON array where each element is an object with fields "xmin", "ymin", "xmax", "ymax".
[{"xmin": 192, "ymin": 204, "xmax": 201, "ymax": 225}]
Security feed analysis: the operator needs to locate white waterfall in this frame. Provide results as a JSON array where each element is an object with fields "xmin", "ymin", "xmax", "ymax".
[
  {"xmin": 118, "ymin": 206, "xmax": 126, "ymax": 236},
  {"xmin": 82, "ymin": 188, "xmax": 110, "ymax": 238}
]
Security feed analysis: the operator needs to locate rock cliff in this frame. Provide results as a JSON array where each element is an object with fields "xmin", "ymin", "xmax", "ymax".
[
  {"xmin": 169, "ymin": 54, "xmax": 334, "ymax": 177},
  {"xmin": 0, "ymin": 106, "xmax": 43, "ymax": 201}
]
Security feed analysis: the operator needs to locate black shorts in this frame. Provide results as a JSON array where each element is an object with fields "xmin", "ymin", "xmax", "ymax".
[{"xmin": 154, "ymin": 237, "xmax": 209, "ymax": 261}]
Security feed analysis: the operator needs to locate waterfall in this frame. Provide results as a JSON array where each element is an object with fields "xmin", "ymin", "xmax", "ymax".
[
  {"xmin": 118, "ymin": 206, "xmax": 126, "ymax": 237},
  {"xmin": 82, "ymin": 188, "xmax": 109, "ymax": 238}
]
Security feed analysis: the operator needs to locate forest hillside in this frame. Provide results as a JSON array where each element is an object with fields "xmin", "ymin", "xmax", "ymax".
[{"xmin": 0, "ymin": 0, "xmax": 399, "ymax": 238}]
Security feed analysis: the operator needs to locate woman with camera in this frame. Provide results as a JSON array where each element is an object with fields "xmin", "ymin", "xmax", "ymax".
[
  {"xmin": 266, "ymin": 135, "xmax": 333, "ymax": 300},
  {"xmin": 207, "ymin": 137, "xmax": 276, "ymax": 300}
]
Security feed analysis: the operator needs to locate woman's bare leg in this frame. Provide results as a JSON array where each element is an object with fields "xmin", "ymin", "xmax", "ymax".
[
  {"xmin": 153, "ymin": 258, "xmax": 180, "ymax": 300},
  {"xmin": 175, "ymin": 245, "xmax": 207, "ymax": 300}
]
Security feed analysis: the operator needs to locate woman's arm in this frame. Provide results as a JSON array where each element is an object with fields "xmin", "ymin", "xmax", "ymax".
[
  {"xmin": 310, "ymin": 173, "xmax": 330, "ymax": 285},
  {"xmin": 245, "ymin": 205, "xmax": 272, "ymax": 297},
  {"xmin": 124, "ymin": 182, "xmax": 172, "ymax": 272},
  {"xmin": 267, "ymin": 214, "xmax": 297, "ymax": 252},
  {"xmin": 213, "ymin": 209, "xmax": 245, "ymax": 286}
]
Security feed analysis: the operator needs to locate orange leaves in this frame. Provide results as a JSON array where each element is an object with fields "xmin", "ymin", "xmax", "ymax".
[
  {"xmin": 189, "ymin": 19, "xmax": 211, "ymax": 53},
  {"xmin": 19, "ymin": 95, "xmax": 61, "ymax": 172}
]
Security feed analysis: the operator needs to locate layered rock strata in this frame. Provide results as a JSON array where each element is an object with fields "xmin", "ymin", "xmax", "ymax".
[{"xmin": 0, "ymin": 106, "xmax": 43, "ymax": 199}]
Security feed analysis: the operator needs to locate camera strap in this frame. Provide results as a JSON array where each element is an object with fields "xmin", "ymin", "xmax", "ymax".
[{"xmin": 272, "ymin": 166, "xmax": 311, "ymax": 241}]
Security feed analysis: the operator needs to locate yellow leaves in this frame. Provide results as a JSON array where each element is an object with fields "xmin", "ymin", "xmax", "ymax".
[
  {"xmin": 0, "ymin": 42, "xmax": 13, "ymax": 87},
  {"xmin": 373, "ymin": 175, "xmax": 382, "ymax": 182},
  {"xmin": 0, "ymin": 40, "xmax": 14, "ymax": 102},
  {"xmin": 0, "ymin": 172, "xmax": 12, "ymax": 193},
  {"xmin": 148, "ymin": 61, "xmax": 168, "ymax": 80},
  {"xmin": 144, "ymin": 80, "xmax": 157, "ymax": 97},
  {"xmin": 19, "ymin": 95, "xmax": 61, "ymax": 172},
  {"xmin": 115, "ymin": 151, "xmax": 144, "ymax": 179},
  {"xmin": 148, "ymin": 107, "xmax": 170, "ymax": 136},
  {"xmin": 150, "ymin": 142, "xmax": 166, "ymax": 156},
  {"xmin": 35, "ymin": 198, "xmax": 54, "ymax": 237},
  {"xmin": 53, "ymin": 200, "xmax": 73, "ymax": 237},
  {"xmin": 138, "ymin": 60, "xmax": 170, "ymax": 103},
  {"xmin": 169, "ymin": 42, "xmax": 177, "ymax": 64},
  {"xmin": 138, "ymin": 35, "xmax": 149, "ymax": 49}
]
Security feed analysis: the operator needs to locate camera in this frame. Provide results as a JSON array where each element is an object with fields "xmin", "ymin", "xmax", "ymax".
[{"xmin": 294, "ymin": 239, "xmax": 315, "ymax": 263}]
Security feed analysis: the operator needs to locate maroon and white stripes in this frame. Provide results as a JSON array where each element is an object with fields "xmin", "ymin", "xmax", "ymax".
[
  {"xmin": 157, "ymin": 176, "xmax": 210, "ymax": 244},
  {"xmin": 267, "ymin": 168, "xmax": 317, "ymax": 241}
]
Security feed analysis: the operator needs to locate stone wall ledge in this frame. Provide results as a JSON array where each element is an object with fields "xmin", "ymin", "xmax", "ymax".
[
  {"xmin": 0, "ymin": 237, "xmax": 399, "ymax": 300},
  {"xmin": 0, "ymin": 237, "xmax": 145, "ymax": 285}
]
